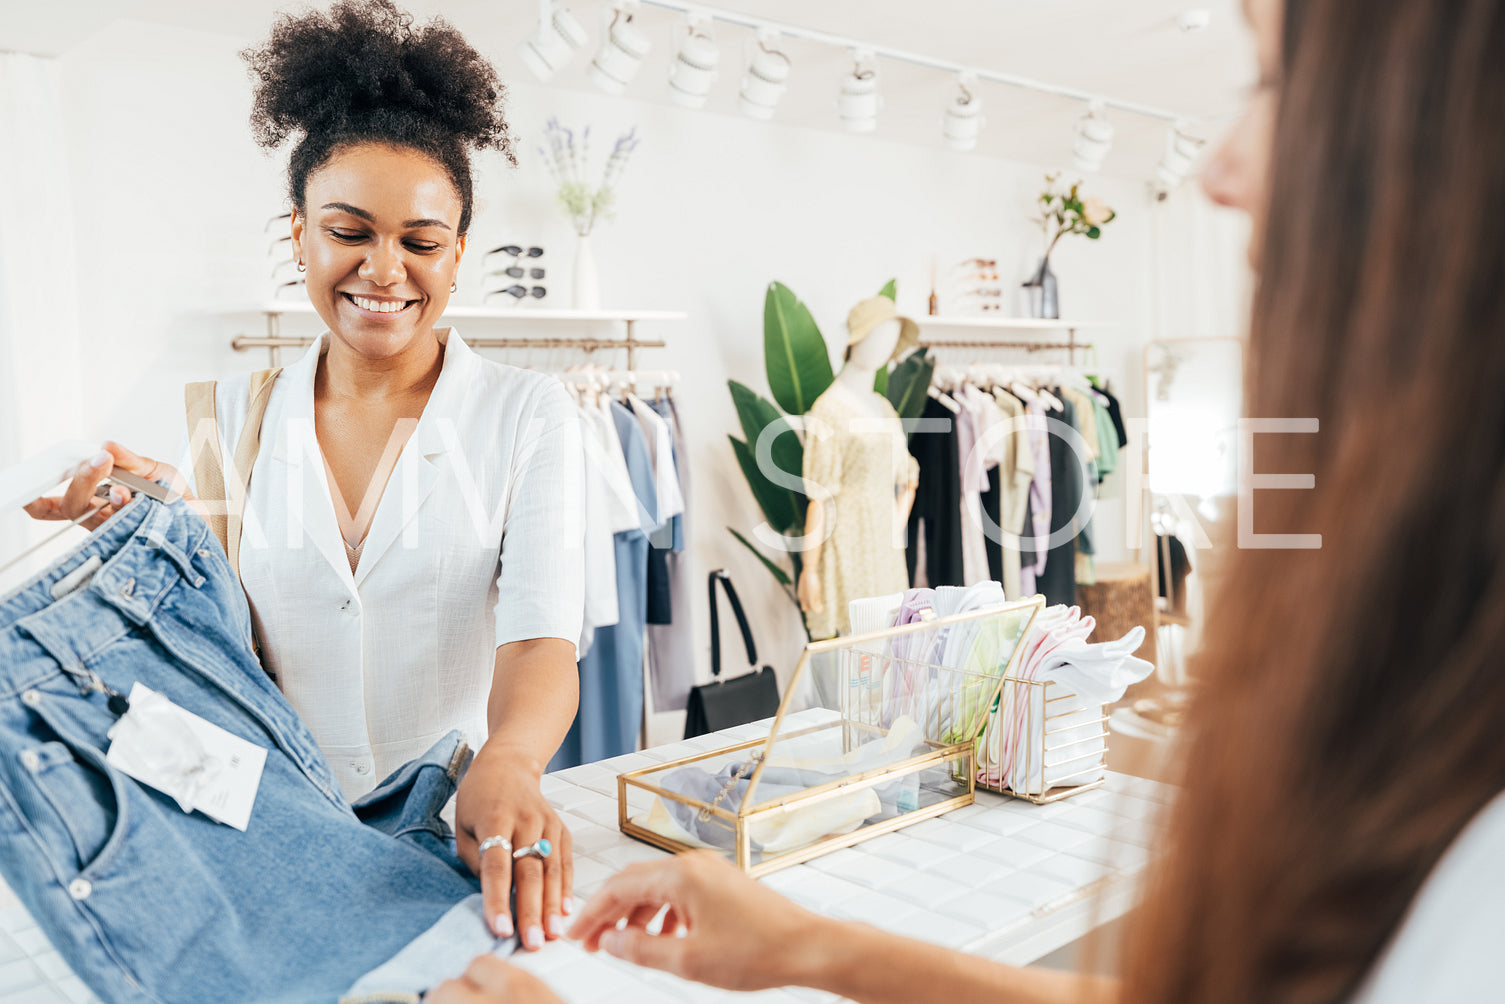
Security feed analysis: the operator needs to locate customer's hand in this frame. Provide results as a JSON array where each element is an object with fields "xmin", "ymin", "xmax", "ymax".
[
  {"xmin": 567, "ymin": 851, "xmax": 826, "ymax": 992},
  {"xmin": 425, "ymin": 954, "xmax": 565, "ymax": 1004},
  {"xmin": 23, "ymin": 442, "xmax": 194, "ymax": 531},
  {"xmin": 455, "ymin": 745, "xmax": 574, "ymax": 952}
]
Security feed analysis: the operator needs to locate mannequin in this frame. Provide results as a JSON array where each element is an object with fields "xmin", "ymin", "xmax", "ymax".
[{"xmin": 797, "ymin": 299, "xmax": 920, "ymax": 639}]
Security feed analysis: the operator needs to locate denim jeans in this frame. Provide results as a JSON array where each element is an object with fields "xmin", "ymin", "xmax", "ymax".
[{"xmin": 0, "ymin": 496, "xmax": 485, "ymax": 1003}]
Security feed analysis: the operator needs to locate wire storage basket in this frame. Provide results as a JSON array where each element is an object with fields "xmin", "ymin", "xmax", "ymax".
[
  {"xmin": 618, "ymin": 596, "xmax": 1044, "ymax": 875},
  {"xmin": 975, "ymin": 674, "xmax": 1110, "ymax": 804}
]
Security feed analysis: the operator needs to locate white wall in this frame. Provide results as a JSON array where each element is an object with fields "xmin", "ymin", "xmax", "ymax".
[{"xmin": 11, "ymin": 18, "xmax": 1250, "ymax": 741}]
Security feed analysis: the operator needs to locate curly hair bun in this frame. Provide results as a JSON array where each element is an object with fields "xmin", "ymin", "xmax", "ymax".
[
  {"xmin": 242, "ymin": 0, "xmax": 514, "ymax": 233},
  {"xmin": 244, "ymin": 0, "xmax": 512, "ymax": 157}
]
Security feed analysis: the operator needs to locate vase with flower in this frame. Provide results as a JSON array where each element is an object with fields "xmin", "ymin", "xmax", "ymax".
[
  {"xmin": 1024, "ymin": 173, "xmax": 1116, "ymax": 319},
  {"xmin": 539, "ymin": 119, "xmax": 640, "ymax": 309}
]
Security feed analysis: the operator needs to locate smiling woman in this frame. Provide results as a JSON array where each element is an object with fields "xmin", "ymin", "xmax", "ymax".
[{"xmin": 25, "ymin": 0, "xmax": 587, "ymax": 959}]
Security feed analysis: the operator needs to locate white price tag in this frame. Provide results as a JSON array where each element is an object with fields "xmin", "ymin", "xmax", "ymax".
[{"xmin": 105, "ymin": 683, "xmax": 266, "ymax": 831}]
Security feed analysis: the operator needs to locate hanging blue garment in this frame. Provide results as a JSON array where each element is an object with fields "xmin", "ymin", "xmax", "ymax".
[{"xmin": 549, "ymin": 402, "xmax": 660, "ymax": 770}]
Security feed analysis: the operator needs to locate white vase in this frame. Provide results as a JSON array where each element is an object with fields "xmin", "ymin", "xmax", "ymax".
[{"xmin": 572, "ymin": 233, "xmax": 601, "ymax": 310}]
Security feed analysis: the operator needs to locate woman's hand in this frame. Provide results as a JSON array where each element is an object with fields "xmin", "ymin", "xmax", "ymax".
[
  {"xmin": 23, "ymin": 442, "xmax": 193, "ymax": 531},
  {"xmin": 567, "ymin": 851, "xmax": 827, "ymax": 992},
  {"xmin": 455, "ymin": 744, "xmax": 573, "ymax": 952},
  {"xmin": 425, "ymin": 954, "xmax": 565, "ymax": 1004}
]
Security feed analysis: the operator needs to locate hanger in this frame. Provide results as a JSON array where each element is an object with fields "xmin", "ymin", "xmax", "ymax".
[{"xmin": 1, "ymin": 442, "xmax": 179, "ymax": 576}]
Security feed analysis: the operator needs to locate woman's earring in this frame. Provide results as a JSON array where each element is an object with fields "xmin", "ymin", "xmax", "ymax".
[
  {"xmin": 297, "ymin": 261, "xmax": 307, "ymax": 272},
  {"xmin": 450, "ymin": 281, "xmax": 458, "ymax": 292}
]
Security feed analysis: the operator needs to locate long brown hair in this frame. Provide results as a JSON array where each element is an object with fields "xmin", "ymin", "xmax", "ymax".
[{"xmin": 1122, "ymin": 1, "xmax": 1505, "ymax": 1002}]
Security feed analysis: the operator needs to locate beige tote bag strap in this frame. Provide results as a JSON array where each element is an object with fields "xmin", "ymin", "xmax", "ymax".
[
  {"xmin": 184, "ymin": 380, "xmax": 229, "ymax": 556},
  {"xmin": 226, "ymin": 368, "xmax": 282, "ymax": 577},
  {"xmin": 183, "ymin": 368, "xmax": 282, "ymax": 578}
]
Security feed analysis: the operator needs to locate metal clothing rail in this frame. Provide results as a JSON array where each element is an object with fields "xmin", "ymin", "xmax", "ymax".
[
  {"xmin": 231, "ymin": 333, "xmax": 666, "ymax": 368},
  {"xmin": 918, "ymin": 334, "xmax": 1093, "ymax": 365}
]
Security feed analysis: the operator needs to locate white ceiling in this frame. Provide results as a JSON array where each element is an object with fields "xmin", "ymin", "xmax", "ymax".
[{"xmin": 1, "ymin": 0, "xmax": 1256, "ymax": 180}]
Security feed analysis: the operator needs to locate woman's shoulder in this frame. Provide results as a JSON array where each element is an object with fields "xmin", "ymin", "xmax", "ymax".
[{"xmin": 1351, "ymin": 789, "xmax": 1505, "ymax": 1003}]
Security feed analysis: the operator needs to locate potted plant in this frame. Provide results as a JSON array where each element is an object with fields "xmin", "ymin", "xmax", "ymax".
[
  {"xmin": 728, "ymin": 279, "xmax": 934, "ymax": 639},
  {"xmin": 1025, "ymin": 173, "xmax": 1116, "ymax": 319}
]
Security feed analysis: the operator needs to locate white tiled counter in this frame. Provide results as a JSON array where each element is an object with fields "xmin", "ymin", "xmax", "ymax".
[
  {"xmin": 0, "ymin": 718, "xmax": 1168, "ymax": 1003},
  {"xmin": 516, "ymin": 717, "xmax": 1170, "ymax": 1002}
]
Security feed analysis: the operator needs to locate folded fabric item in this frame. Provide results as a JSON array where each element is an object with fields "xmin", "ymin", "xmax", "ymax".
[
  {"xmin": 0, "ymin": 496, "xmax": 488, "ymax": 1004},
  {"xmin": 635, "ymin": 717, "xmax": 927, "ymax": 854},
  {"xmin": 977, "ymin": 607, "xmax": 1153, "ymax": 793}
]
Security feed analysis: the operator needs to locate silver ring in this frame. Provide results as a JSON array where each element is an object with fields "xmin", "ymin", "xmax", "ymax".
[
  {"xmin": 478, "ymin": 835, "xmax": 513, "ymax": 857},
  {"xmin": 512, "ymin": 837, "xmax": 553, "ymax": 861}
]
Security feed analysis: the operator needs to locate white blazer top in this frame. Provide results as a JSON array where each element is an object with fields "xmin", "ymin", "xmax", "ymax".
[{"xmin": 196, "ymin": 330, "xmax": 585, "ymax": 799}]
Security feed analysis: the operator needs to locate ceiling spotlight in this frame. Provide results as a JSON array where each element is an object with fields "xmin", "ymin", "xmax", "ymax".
[
  {"xmin": 838, "ymin": 49, "xmax": 880, "ymax": 133},
  {"xmin": 1073, "ymin": 101, "xmax": 1114, "ymax": 172},
  {"xmin": 668, "ymin": 15, "xmax": 719, "ymax": 109},
  {"xmin": 739, "ymin": 30, "xmax": 790, "ymax": 120},
  {"xmin": 943, "ymin": 72, "xmax": 983, "ymax": 151},
  {"xmin": 518, "ymin": 0, "xmax": 587, "ymax": 83},
  {"xmin": 588, "ymin": 2, "xmax": 650, "ymax": 94},
  {"xmin": 1155, "ymin": 120, "xmax": 1207, "ymax": 189}
]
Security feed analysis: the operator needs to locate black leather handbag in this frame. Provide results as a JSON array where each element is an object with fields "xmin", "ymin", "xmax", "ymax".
[{"xmin": 683, "ymin": 570, "xmax": 782, "ymax": 739}]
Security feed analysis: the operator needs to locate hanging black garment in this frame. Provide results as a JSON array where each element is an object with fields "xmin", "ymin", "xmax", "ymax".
[
  {"xmin": 1101, "ymin": 387, "xmax": 1129, "ymax": 450},
  {"xmin": 1034, "ymin": 392, "xmax": 1085, "ymax": 607},
  {"xmin": 982, "ymin": 476, "xmax": 1003, "ymax": 584},
  {"xmin": 906, "ymin": 397, "xmax": 966, "ymax": 587}
]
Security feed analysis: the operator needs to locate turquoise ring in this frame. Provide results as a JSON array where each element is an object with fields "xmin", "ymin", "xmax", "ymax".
[{"xmin": 512, "ymin": 838, "xmax": 552, "ymax": 861}]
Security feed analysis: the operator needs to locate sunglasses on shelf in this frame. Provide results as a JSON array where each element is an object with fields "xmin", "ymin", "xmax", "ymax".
[
  {"xmin": 484, "ymin": 245, "xmax": 544, "ymax": 259},
  {"xmin": 955, "ymin": 257, "xmax": 998, "ymax": 269},
  {"xmin": 489, "ymin": 266, "xmax": 547, "ymax": 280},
  {"xmin": 265, "ymin": 212, "xmax": 292, "ymax": 233},
  {"xmin": 484, "ymin": 285, "xmax": 548, "ymax": 301},
  {"xmin": 273, "ymin": 279, "xmax": 306, "ymax": 297}
]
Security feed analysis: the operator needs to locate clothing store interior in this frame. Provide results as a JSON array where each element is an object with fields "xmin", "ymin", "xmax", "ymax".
[{"xmin": 3, "ymin": 0, "xmax": 1502, "ymax": 1001}]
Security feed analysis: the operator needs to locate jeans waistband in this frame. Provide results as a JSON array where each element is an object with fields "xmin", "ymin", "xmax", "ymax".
[{"xmin": 0, "ymin": 495, "xmax": 211, "ymax": 697}]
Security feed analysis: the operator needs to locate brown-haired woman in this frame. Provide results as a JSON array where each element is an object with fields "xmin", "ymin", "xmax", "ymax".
[{"xmin": 429, "ymin": 0, "xmax": 1505, "ymax": 1000}]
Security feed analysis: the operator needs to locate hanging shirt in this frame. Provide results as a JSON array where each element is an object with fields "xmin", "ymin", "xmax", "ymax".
[
  {"xmin": 982, "ymin": 390, "xmax": 1035, "ymax": 598},
  {"xmin": 198, "ymin": 330, "xmax": 585, "ymax": 799},
  {"xmin": 1019, "ymin": 399, "xmax": 1052, "ymax": 597},
  {"xmin": 576, "ymin": 406, "xmax": 620, "ymax": 659},
  {"xmin": 646, "ymin": 396, "xmax": 697, "ymax": 714},
  {"xmin": 550, "ymin": 401, "xmax": 661, "ymax": 770}
]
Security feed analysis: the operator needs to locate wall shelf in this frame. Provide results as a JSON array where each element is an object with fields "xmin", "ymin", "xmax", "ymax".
[{"xmin": 216, "ymin": 303, "xmax": 687, "ymax": 367}]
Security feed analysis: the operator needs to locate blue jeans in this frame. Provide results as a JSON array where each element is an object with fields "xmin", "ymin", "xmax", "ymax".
[{"xmin": 0, "ymin": 496, "xmax": 485, "ymax": 1003}]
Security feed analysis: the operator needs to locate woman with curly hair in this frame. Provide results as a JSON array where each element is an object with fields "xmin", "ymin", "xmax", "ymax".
[{"xmin": 28, "ymin": 0, "xmax": 582, "ymax": 954}]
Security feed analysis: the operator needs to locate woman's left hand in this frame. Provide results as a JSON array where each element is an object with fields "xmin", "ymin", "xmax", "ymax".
[
  {"xmin": 455, "ymin": 744, "xmax": 573, "ymax": 951},
  {"xmin": 426, "ymin": 954, "xmax": 566, "ymax": 1004}
]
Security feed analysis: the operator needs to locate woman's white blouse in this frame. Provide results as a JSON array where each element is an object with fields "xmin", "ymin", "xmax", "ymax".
[{"xmin": 194, "ymin": 330, "xmax": 584, "ymax": 798}]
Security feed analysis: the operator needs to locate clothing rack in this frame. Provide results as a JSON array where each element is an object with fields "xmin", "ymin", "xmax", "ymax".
[
  {"xmin": 231, "ymin": 334, "xmax": 667, "ymax": 368},
  {"xmin": 224, "ymin": 304, "xmax": 684, "ymax": 367},
  {"xmin": 917, "ymin": 333, "xmax": 1092, "ymax": 365}
]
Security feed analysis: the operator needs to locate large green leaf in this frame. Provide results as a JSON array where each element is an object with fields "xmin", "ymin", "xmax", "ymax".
[
  {"xmin": 886, "ymin": 348, "xmax": 935, "ymax": 422},
  {"xmin": 730, "ymin": 436, "xmax": 799, "ymax": 533},
  {"xmin": 878, "ymin": 279, "xmax": 897, "ymax": 301},
  {"xmin": 763, "ymin": 281, "xmax": 833, "ymax": 415},
  {"xmin": 728, "ymin": 527, "xmax": 792, "ymax": 587},
  {"xmin": 728, "ymin": 380, "xmax": 804, "ymax": 494},
  {"xmin": 873, "ymin": 365, "xmax": 889, "ymax": 396}
]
